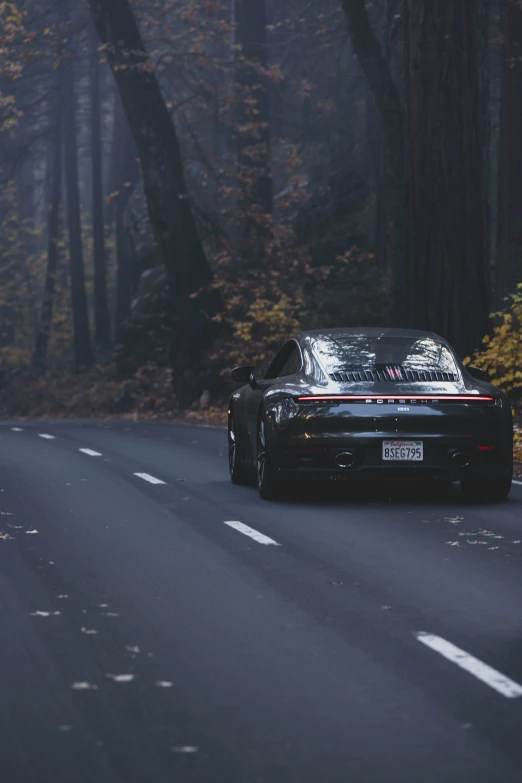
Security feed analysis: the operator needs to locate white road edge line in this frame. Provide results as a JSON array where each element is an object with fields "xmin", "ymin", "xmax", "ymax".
[
  {"xmin": 38, "ymin": 434, "xmax": 55, "ymax": 440},
  {"xmin": 224, "ymin": 520, "xmax": 281, "ymax": 546},
  {"xmin": 79, "ymin": 448, "xmax": 102, "ymax": 457},
  {"xmin": 415, "ymin": 632, "xmax": 522, "ymax": 699},
  {"xmin": 512, "ymin": 479, "xmax": 522, "ymax": 486},
  {"xmin": 134, "ymin": 473, "xmax": 166, "ymax": 485}
]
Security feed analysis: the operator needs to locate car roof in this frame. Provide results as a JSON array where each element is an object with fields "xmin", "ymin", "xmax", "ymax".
[{"xmin": 297, "ymin": 327, "xmax": 445, "ymax": 341}]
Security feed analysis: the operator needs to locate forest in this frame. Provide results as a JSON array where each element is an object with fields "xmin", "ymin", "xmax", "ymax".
[{"xmin": 0, "ymin": 0, "xmax": 521, "ymax": 453}]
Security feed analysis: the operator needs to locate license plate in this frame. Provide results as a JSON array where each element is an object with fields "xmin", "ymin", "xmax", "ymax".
[{"xmin": 382, "ymin": 441, "xmax": 423, "ymax": 461}]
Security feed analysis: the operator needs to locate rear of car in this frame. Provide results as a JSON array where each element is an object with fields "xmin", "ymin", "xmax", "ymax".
[{"xmin": 268, "ymin": 330, "xmax": 513, "ymax": 499}]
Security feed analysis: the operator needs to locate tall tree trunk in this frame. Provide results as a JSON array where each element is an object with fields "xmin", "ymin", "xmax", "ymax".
[
  {"xmin": 63, "ymin": 3, "xmax": 93, "ymax": 370},
  {"xmin": 366, "ymin": 89, "xmax": 388, "ymax": 272},
  {"xmin": 340, "ymin": 0, "xmax": 405, "ymax": 320},
  {"xmin": 33, "ymin": 82, "xmax": 63, "ymax": 368},
  {"xmin": 16, "ymin": 151, "xmax": 35, "ymax": 224},
  {"xmin": 496, "ymin": 0, "xmax": 522, "ymax": 304},
  {"xmin": 111, "ymin": 95, "xmax": 139, "ymax": 331},
  {"xmin": 90, "ymin": 28, "xmax": 111, "ymax": 351},
  {"xmin": 403, "ymin": 0, "xmax": 489, "ymax": 358},
  {"xmin": 234, "ymin": 0, "xmax": 273, "ymax": 260},
  {"xmin": 89, "ymin": 0, "xmax": 217, "ymax": 403}
]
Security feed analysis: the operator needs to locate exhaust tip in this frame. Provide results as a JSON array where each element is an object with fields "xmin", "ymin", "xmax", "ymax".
[
  {"xmin": 448, "ymin": 449, "xmax": 471, "ymax": 468},
  {"xmin": 335, "ymin": 451, "xmax": 356, "ymax": 469}
]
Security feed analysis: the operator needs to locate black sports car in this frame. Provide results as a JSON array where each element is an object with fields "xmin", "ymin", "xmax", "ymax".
[{"xmin": 228, "ymin": 328, "xmax": 513, "ymax": 501}]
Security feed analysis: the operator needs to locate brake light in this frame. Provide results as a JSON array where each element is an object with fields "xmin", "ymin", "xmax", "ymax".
[
  {"xmin": 296, "ymin": 395, "xmax": 495, "ymax": 403},
  {"xmin": 478, "ymin": 445, "xmax": 495, "ymax": 451}
]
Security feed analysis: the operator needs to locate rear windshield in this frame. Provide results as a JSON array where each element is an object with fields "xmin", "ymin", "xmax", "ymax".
[{"xmin": 308, "ymin": 334, "xmax": 459, "ymax": 375}]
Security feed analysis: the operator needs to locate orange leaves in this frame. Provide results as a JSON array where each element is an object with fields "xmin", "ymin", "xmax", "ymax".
[{"xmin": 297, "ymin": 78, "xmax": 316, "ymax": 100}]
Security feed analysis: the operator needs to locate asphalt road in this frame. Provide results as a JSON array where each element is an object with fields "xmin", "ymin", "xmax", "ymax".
[{"xmin": 0, "ymin": 420, "xmax": 521, "ymax": 783}]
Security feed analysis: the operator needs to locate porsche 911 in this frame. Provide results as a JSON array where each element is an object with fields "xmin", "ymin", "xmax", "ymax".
[{"xmin": 228, "ymin": 328, "xmax": 513, "ymax": 501}]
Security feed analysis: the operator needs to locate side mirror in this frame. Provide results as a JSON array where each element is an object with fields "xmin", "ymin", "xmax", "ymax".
[
  {"xmin": 231, "ymin": 365, "xmax": 256, "ymax": 385},
  {"xmin": 467, "ymin": 366, "xmax": 487, "ymax": 382}
]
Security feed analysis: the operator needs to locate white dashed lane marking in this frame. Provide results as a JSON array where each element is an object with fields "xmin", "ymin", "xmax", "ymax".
[
  {"xmin": 224, "ymin": 521, "xmax": 281, "ymax": 546},
  {"xmin": 134, "ymin": 473, "xmax": 167, "ymax": 485},
  {"xmin": 79, "ymin": 448, "xmax": 102, "ymax": 457},
  {"xmin": 11, "ymin": 427, "xmax": 23, "ymax": 432},
  {"xmin": 38, "ymin": 434, "xmax": 56, "ymax": 440},
  {"xmin": 415, "ymin": 632, "xmax": 522, "ymax": 699}
]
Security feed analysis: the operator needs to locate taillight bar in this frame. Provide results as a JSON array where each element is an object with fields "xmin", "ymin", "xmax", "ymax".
[{"xmin": 296, "ymin": 395, "xmax": 495, "ymax": 403}]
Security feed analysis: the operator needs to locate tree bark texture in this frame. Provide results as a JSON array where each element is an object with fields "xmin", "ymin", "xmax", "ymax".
[
  {"xmin": 63, "ymin": 5, "xmax": 94, "ymax": 370},
  {"xmin": 340, "ymin": 0, "xmax": 405, "ymax": 319},
  {"xmin": 497, "ymin": 0, "xmax": 522, "ymax": 302},
  {"xmin": 234, "ymin": 0, "xmax": 273, "ymax": 221},
  {"xmin": 90, "ymin": 28, "xmax": 112, "ymax": 351},
  {"xmin": 112, "ymin": 95, "xmax": 138, "ymax": 331},
  {"xmin": 403, "ymin": 0, "xmax": 490, "ymax": 359},
  {"xmin": 33, "ymin": 74, "xmax": 63, "ymax": 368},
  {"xmin": 89, "ymin": 0, "xmax": 216, "ymax": 401}
]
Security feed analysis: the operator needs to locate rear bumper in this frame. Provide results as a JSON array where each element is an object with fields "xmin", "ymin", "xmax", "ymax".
[{"xmin": 271, "ymin": 433, "xmax": 511, "ymax": 481}]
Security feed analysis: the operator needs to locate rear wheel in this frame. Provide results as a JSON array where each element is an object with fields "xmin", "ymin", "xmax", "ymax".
[
  {"xmin": 257, "ymin": 416, "xmax": 282, "ymax": 500},
  {"xmin": 228, "ymin": 410, "xmax": 248, "ymax": 485},
  {"xmin": 460, "ymin": 473, "xmax": 512, "ymax": 502}
]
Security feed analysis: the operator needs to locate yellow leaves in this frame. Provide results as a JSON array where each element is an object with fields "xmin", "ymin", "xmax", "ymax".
[
  {"xmin": 298, "ymin": 79, "xmax": 316, "ymax": 99},
  {"xmin": 267, "ymin": 65, "xmax": 285, "ymax": 85},
  {"xmin": 317, "ymin": 98, "xmax": 337, "ymax": 115},
  {"xmin": 106, "ymin": 191, "xmax": 120, "ymax": 206},
  {"xmin": 469, "ymin": 288, "xmax": 522, "ymax": 395},
  {"xmin": 0, "ymin": 1, "xmax": 24, "ymax": 26}
]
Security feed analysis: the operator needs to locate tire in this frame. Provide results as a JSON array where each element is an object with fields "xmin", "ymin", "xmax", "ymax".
[
  {"xmin": 257, "ymin": 415, "xmax": 282, "ymax": 500},
  {"xmin": 228, "ymin": 411, "xmax": 249, "ymax": 485},
  {"xmin": 460, "ymin": 473, "xmax": 512, "ymax": 502}
]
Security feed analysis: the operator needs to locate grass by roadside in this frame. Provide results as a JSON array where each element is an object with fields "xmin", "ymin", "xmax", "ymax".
[{"xmin": 0, "ymin": 365, "xmax": 227, "ymax": 426}]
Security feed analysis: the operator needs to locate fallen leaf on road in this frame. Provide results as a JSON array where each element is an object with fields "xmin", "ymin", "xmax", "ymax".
[
  {"xmin": 125, "ymin": 645, "xmax": 140, "ymax": 654},
  {"xmin": 57, "ymin": 595, "xmax": 68, "ymax": 599},
  {"xmin": 467, "ymin": 540, "xmax": 488, "ymax": 545},
  {"xmin": 0, "ymin": 533, "xmax": 13, "ymax": 540},
  {"xmin": 446, "ymin": 541, "xmax": 460, "ymax": 547},
  {"xmin": 101, "ymin": 612, "xmax": 119, "ymax": 617},
  {"xmin": 99, "ymin": 603, "xmax": 109, "ymax": 608},
  {"xmin": 512, "ymin": 540, "xmax": 521, "ymax": 544},
  {"xmin": 488, "ymin": 546, "xmax": 500, "ymax": 550},
  {"xmin": 25, "ymin": 529, "xmax": 38, "ymax": 535},
  {"xmin": 7, "ymin": 524, "xmax": 22, "ymax": 529},
  {"xmin": 106, "ymin": 673, "xmax": 135, "ymax": 683},
  {"xmin": 71, "ymin": 682, "xmax": 98, "ymax": 691},
  {"xmin": 445, "ymin": 516, "xmax": 463, "ymax": 524},
  {"xmin": 81, "ymin": 628, "xmax": 98, "ymax": 635},
  {"xmin": 0, "ymin": 511, "xmax": 13, "ymax": 516},
  {"xmin": 155, "ymin": 680, "xmax": 173, "ymax": 688},
  {"xmin": 31, "ymin": 610, "xmax": 61, "ymax": 617}
]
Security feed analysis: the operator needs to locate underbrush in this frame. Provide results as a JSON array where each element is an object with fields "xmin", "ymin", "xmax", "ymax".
[{"xmin": 0, "ymin": 363, "xmax": 227, "ymax": 426}]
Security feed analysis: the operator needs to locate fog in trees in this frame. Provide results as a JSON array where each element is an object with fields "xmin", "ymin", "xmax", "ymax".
[{"xmin": 1, "ymin": 0, "xmax": 521, "ymax": 417}]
